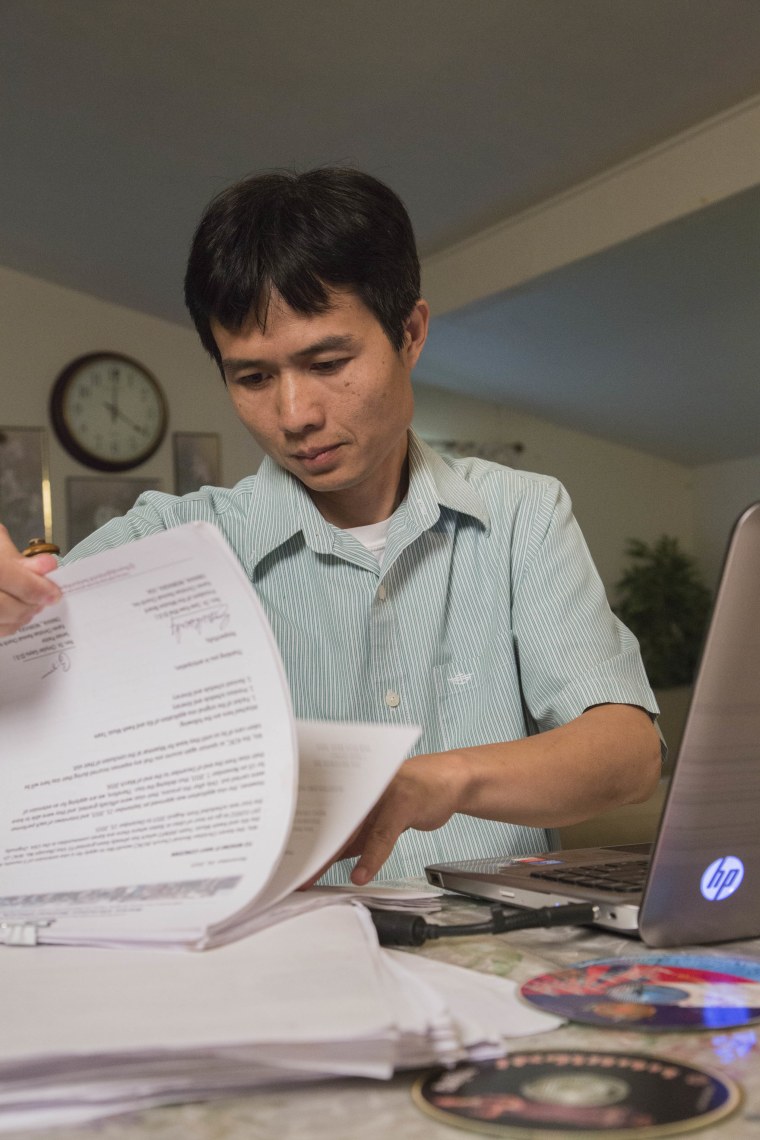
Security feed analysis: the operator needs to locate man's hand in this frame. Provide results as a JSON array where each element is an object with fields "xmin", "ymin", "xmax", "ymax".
[
  {"xmin": 0, "ymin": 525, "xmax": 61, "ymax": 637},
  {"xmin": 342, "ymin": 753, "xmax": 470, "ymax": 885}
]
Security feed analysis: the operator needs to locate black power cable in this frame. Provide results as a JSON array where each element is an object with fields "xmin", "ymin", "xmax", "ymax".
[{"xmin": 369, "ymin": 902, "xmax": 600, "ymax": 946}]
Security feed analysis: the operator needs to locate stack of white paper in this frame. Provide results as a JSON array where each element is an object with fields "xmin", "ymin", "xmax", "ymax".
[{"xmin": 0, "ymin": 903, "xmax": 562, "ymax": 1131}]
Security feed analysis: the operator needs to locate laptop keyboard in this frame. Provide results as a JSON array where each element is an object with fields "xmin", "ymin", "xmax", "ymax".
[{"xmin": 529, "ymin": 859, "xmax": 649, "ymax": 894}]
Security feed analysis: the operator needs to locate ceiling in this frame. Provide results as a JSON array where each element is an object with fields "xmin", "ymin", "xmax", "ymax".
[{"xmin": 2, "ymin": 0, "xmax": 760, "ymax": 466}]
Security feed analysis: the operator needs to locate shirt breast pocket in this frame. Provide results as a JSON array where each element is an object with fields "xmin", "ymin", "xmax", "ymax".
[{"xmin": 433, "ymin": 656, "xmax": 484, "ymax": 749}]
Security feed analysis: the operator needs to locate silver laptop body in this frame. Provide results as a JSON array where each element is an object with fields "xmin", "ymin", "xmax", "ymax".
[{"xmin": 426, "ymin": 502, "xmax": 760, "ymax": 948}]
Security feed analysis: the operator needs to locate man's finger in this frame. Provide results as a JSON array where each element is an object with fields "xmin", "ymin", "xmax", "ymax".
[
  {"xmin": 350, "ymin": 816, "xmax": 404, "ymax": 885},
  {"xmin": 0, "ymin": 533, "xmax": 61, "ymax": 612}
]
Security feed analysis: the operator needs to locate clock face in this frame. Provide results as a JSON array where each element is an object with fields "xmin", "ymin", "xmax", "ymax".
[{"xmin": 50, "ymin": 353, "xmax": 168, "ymax": 471}]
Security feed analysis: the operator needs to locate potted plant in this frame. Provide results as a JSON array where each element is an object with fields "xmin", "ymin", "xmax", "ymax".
[{"xmin": 614, "ymin": 536, "xmax": 712, "ymax": 770}]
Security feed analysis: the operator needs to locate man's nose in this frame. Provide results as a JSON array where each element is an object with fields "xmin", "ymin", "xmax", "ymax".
[{"xmin": 278, "ymin": 373, "xmax": 324, "ymax": 434}]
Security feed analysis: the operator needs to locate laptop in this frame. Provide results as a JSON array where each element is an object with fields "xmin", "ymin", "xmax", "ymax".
[{"xmin": 426, "ymin": 502, "xmax": 760, "ymax": 948}]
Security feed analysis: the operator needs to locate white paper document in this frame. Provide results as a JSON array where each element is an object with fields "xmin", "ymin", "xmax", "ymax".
[
  {"xmin": 0, "ymin": 903, "xmax": 563, "ymax": 1132},
  {"xmin": 0, "ymin": 523, "xmax": 419, "ymax": 948},
  {"xmin": 384, "ymin": 947, "xmax": 563, "ymax": 1055}
]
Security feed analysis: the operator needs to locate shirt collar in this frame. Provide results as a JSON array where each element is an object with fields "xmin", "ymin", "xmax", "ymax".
[
  {"xmin": 243, "ymin": 456, "xmax": 335, "ymax": 569},
  {"xmin": 405, "ymin": 430, "xmax": 490, "ymax": 530},
  {"xmin": 243, "ymin": 429, "xmax": 490, "ymax": 571}
]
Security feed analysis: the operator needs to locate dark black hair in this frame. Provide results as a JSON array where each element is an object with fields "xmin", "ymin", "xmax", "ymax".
[{"xmin": 184, "ymin": 167, "xmax": 421, "ymax": 365}]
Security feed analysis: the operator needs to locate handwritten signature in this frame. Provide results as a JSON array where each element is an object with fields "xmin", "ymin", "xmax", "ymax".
[
  {"xmin": 170, "ymin": 606, "xmax": 231, "ymax": 642},
  {"xmin": 41, "ymin": 651, "xmax": 72, "ymax": 679}
]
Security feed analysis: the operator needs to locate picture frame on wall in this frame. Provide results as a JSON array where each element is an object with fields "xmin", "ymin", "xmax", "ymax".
[
  {"xmin": 66, "ymin": 477, "xmax": 161, "ymax": 551},
  {"xmin": 0, "ymin": 426, "xmax": 53, "ymax": 550},
  {"xmin": 173, "ymin": 432, "xmax": 222, "ymax": 496},
  {"xmin": 423, "ymin": 438, "xmax": 525, "ymax": 466}
]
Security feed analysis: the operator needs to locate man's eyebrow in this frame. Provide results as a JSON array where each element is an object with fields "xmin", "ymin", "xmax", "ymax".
[
  {"xmin": 292, "ymin": 334, "xmax": 359, "ymax": 359},
  {"xmin": 222, "ymin": 335, "xmax": 359, "ymax": 375}
]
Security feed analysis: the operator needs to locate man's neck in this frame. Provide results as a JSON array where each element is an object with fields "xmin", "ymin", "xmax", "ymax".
[{"xmin": 308, "ymin": 458, "xmax": 410, "ymax": 529}]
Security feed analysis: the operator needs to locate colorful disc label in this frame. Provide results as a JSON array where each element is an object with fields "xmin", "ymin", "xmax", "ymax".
[{"xmin": 520, "ymin": 955, "xmax": 760, "ymax": 1031}]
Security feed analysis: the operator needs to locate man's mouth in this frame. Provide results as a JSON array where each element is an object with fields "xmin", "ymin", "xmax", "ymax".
[
  {"xmin": 291, "ymin": 443, "xmax": 343, "ymax": 469},
  {"xmin": 296, "ymin": 445, "xmax": 337, "ymax": 459}
]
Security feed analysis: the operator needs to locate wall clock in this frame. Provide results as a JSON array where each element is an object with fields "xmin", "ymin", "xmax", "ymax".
[{"xmin": 50, "ymin": 352, "xmax": 168, "ymax": 472}]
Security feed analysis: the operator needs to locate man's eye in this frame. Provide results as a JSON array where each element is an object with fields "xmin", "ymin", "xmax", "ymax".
[
  {"xmin": 236, "ymin": 373, "xmax": 267, "ymax": 387},
  {"xmin": 311, "ymin": 358, "xmax": 347, "ymax": 374}
]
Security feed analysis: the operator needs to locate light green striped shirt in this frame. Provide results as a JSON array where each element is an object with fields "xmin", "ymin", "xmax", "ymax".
[{"xmin": 62, "ymin": 432, "xmax": 658, "ymax": 881}]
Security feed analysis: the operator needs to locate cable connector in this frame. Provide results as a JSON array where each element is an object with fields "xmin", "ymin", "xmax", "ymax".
[
  {"xmin": 367, "ymin": 910, "xmax": 429, "ymax": 946},
  {"xmin": 491, "ymin": 902, "xmax": 600, "ymax": 932},
  {"xmin": 369, "ymin": 902, "xmax": 599, "ymax": 946}
]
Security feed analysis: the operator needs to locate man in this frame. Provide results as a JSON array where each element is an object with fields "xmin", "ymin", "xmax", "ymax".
[{"xmin": 0, "ymin": 168, "xmax": 661, "ymax": 884}]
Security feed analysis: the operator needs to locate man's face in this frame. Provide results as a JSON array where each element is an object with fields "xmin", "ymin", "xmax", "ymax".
[{"xmin": 212, "ymin": 289, "xmax": 428, "ymax": 528}]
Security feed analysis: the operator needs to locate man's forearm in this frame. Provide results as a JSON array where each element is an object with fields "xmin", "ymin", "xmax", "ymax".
[
  {"xmin": 349, "ymin": 703, "xmax": 661, "ymax": 884},
  {"xmin": 455, "ymin": 703, "xmax": 661, "ymax": 827}
]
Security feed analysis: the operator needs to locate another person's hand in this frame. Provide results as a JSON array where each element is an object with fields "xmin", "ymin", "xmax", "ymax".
[{"xmin": 0, "ymin": 525, "xmax": 61, "ymax": 637}]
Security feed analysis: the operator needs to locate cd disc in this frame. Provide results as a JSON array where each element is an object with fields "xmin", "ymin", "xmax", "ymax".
[
  {"xmin": 413, "ymin": 1050, "xmax": 740, "ymax": 1137},
  {"xmin": 520, "ymin": 955, "xmax": 760, "ymax": 1030}
]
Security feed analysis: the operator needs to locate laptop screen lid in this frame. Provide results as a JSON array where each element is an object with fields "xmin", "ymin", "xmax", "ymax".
[
  {"xmin": 638, "ymin": 500, "xmax": 760, "ymax": 945},
  {"xmin": 427, "ymin": 503, "xmax": 760, "ymax": 948}
]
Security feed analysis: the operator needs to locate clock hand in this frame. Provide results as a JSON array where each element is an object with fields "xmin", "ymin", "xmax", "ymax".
[
  {"xmin": 102, "ymin": 402, "xmax": 149, "ymax": 436},
  {"xmin": 116, "ymin": 409, "xmax": 149, "ymax": 436},
  {"xmin": 110, "ymin": 376, "xmax": 120, "ymax": 422}
]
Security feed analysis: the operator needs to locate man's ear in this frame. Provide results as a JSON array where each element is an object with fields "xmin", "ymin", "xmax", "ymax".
[{"xmin": 403, "ymin": 299, "xmax": 430, "ymax": 368}]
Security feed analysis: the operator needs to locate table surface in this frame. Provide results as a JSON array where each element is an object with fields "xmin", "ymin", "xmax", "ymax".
[{"xmin": 7, "ymin": 893, "xmax": 760, "ymax": 1140}]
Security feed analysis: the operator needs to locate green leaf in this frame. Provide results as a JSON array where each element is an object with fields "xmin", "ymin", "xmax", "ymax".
[{"xmin": 613, "ymin": 536, "xmax": 712, "ymax": 688}]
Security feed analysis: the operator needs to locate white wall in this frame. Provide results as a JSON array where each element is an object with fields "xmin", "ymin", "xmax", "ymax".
[
  {"xmin": 693, "ymin": 455, "xmax": 760, "ymax": 587},
  {"xmin": 0, "ymin": 261, "xmax": 728, "ymax": 595}
]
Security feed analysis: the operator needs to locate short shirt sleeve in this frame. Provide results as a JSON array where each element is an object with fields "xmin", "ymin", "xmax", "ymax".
[
  {"xmin": 510, "ymin": 480, "xmax": 658, "ymax": 731},
  {"xmin": 60, "ymin": 492, "xmax": 182, "ymax": 565}
]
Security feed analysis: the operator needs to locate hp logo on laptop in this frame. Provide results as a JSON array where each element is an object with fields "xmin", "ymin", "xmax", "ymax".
[{"xmin": 700, "ymin": 856, "xmax": 745, "ymax": 902}]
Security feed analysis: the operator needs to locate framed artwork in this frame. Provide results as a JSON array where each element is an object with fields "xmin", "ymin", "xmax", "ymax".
[
  {"xmin": 423, "ymin": 437, "xmax": 525, "ymax": 466},
  {"xmin": 0, "ymin": 426, "xmax": 53, "ymax": 549},
  {"xmin": 66, "ymin": 476, "xmax": 161, "ymax": 550},
  {"xmin": 173, "ymin": 432, "xmax": 221, "ymax": 496}
]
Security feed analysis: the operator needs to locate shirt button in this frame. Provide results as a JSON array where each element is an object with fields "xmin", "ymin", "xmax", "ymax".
[
  {"xmin": 385, "ymin": 690, "xmax": 400, "ymax": 709},
  {"xmin": 377, "ymin": 583, "xmax": 387, "ymax": 600}
]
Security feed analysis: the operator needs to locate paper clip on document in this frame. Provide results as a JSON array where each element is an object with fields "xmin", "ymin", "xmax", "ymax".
[{"xmin": 0, "ymin": 920, "xmax": 54, "ymax": 947}]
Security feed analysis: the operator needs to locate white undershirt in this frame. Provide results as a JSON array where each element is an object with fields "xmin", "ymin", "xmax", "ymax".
[{"xmin": 345, "ymin": 518, "xmax": 391, "ymax": 566}]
